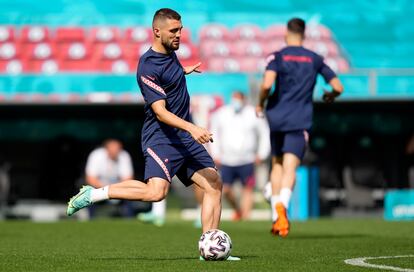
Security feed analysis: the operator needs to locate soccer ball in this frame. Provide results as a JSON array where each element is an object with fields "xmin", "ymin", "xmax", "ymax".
[
  {"xmin": 263, "ymin": 181, "xmax": 272, "ymax": 202},
  {"xmin": 198, "ymin": 229, "xmax": 232, "ymax": 261}
]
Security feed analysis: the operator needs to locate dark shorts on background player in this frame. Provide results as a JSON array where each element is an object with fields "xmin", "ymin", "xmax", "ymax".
[
  {"xmin": 143, "ymin": 141, "xmax": 215, "ymax": 187},
  {"xmin": 270, "ymin": 130, "xmax": 309, "ymax": 160},
  {"xmin": 220, "ymin": 163, "xmax": 256, "ymax": 188}
]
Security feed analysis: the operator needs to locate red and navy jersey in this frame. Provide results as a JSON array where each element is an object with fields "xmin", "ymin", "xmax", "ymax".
[
  {"xmin": 265, "ymin": 46, "xmax": 336, "ymax": 131},
  {"xmin": 137, "ymin": 48, "xmax": 193, "ymax": 149}
]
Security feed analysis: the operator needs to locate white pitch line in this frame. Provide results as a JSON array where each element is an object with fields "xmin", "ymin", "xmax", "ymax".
[{"xmin": 344, "ymin": 255, "xmax": 414, "ymax": 272}]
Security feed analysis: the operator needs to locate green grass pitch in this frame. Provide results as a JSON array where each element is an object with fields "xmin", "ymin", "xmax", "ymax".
[{"xmin": 0, "ymin": 218, "xmax": 413, "ymax": 271}]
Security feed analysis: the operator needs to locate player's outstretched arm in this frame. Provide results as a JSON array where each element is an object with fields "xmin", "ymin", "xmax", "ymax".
[
  {"xmin": 322, "ymin": 77, "xmax": 344, "ymax": 103},
  {"xmin": 183, "ymin": 62, "xmax": 202, "ymax": 75},
  {"xmin": 151, "ymin": 99, "xmax": 213, "ymax": 144},
  {"xmin": 256, "ymin": 70, "xmax": 277, "ymax": 117}
]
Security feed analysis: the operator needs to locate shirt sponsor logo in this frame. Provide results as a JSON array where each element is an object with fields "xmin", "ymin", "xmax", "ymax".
[
  {"xmin": 141, "ymin": 76, "xmax": 166, "ymax": 96},
  {"xmin": 283, "ymin": 55, "xmax": 312, "ymax": 63}
]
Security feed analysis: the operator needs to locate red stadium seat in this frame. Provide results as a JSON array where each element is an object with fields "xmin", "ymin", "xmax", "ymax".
[
  {"xmin": 200, "ymin": 41, "xmax": 233, "ymax": 58},
  {"xmin": 325, "ymin": 57, "xmax": 350, "ymax": 73},
  {"xmin": 0, "ymin": 42, "xmax": 20, "ymax": 60},
  {"xmin": 180, "ymin": 28, "xmax": 191, "ymax": 43},
  {"xmin": 96, "ymin": 58, "xmax": 135, "ymax": 74},
  {"xmin": 306, "ymin": 25, "xmax": 332, "ymax": 40},
  {"xmin": 22, "ymin": 42, "xmax": 59, "ymax": 73},
  {"xmin": 57, "ymin": 42, "xmax": 95, "ymax": 71},
  {"xmin": 265, "ymin": 24, "xmax": 286, "ymax": 40},
  {"xmin": 303, "ymin": 40, "xmax": 339, "ymax": 57},
  {"xmin": 176, "ymin": 43, "xmax": 199, "ymax": 60},
  {"xmin": 124, "ymin": 42, "xmax": 152, "ymax": 60},
  {"xmin": 239, "ymin": 57, "xmax": 267, "ymax": 72},
  {"xmin": 262, "ymin": 40, "xmax": 286, "ymax": 55},
  {"xmin": 20, "ymin": 26, "xmax": 50, "ymax": 43},
  {"xmin": 124, "ymin": 27, "xmax": 153, "ymax": 44},
  {"xmin": 0, "ymin": 26, "xmax": 15, "ymax": 42},
  {"xmin": 94, "ymin": 43, "xmax": 125, "ymax": 60},
  {"xmin": 24, "ymin": 42, "xmax": 56, "ymax": 60},
  {"xmin": 0, "ymin": 59, "xmax": 28, "ymax": 74},
  {"xmin": 207, "ymin": 57, "xmax": 241, "ymax": 72},
  {"xmin": 55, "ymin": 27, "xmax": 85, "ymax": 43},
  {"xmin": 199, "ymin": 24, "xmax": 231, "ymax": 41},
  {"xmin": 89, "ymin": 27, "xmax": 120, "ymax": 43},
  {"xmin": 233, "ymin": 24, "xmax": 264, "ymax": 41},
  {"xmin": 233, "ymin": 41, "xmax": 265, "ymax": 57}
]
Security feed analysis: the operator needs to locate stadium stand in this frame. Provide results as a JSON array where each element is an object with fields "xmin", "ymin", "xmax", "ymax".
[{"xmin": 0, "ymin": 23, "xmax": 347, "ymax": 74}]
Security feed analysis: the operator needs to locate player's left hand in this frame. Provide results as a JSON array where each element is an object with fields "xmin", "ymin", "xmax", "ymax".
[{"xmin": 184, "ymin": 62, "xmax": 202, "ymax": 75}]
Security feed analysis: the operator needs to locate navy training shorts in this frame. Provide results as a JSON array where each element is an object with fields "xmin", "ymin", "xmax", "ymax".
[
  {"xmin": 220, "ymin": 163, "xmax": 256, "ymax": 188},
  {"xmin": 270, "ymin": 130, "xmax": 309, "ymax": 160},
  {"xmin": 143, "ymin": 141, "xmax": 215, "ymax": 186}
]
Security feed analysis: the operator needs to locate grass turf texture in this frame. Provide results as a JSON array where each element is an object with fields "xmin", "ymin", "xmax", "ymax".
[{"xmin": 0, "ymin": 219, "xmax": 413, "ymax": 272}]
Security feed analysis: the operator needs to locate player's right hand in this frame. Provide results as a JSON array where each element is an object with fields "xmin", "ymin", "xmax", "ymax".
[
  {"xmin": 189, "ymin": 125, "xmax": 213, "ymax": 144},
  {"xmin": 256, "ymin": 105, "xmax": 264, "ymax": 118}
]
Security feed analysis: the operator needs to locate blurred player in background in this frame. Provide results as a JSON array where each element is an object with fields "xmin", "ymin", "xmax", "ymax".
[
  {"xmin": 256, "ymin": 18, "xmax": 344, "ymax": 237},
  {"xmin": 85, "ymin": 139, "xmax": 134, "ymax": 217},
  {"xmin": 67, "ymin": 7, "xmax": 238, "ymax": 260},
  {"xmin": 210, "ymin": 91, "xmax": 270, "ymax": 220}
]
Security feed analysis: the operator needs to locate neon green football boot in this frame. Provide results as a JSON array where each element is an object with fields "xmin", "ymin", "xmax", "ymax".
[{"xmin": 67, "ymin": 185, "xmax": 93, "ymax": 216}]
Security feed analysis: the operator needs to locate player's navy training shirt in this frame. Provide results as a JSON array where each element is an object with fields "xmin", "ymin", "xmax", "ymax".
[
  {"xmin": 137, "ymin": 48, "xmax": 193, "ymax": 149},
  {"xmin": 265, "ymin": 46, "xmax": 336, "ymax": 132}
]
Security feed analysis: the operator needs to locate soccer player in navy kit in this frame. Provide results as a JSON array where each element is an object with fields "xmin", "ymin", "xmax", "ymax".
[
  {"xmin": 67, "ymin": 9, "xmax": 239, "ymax": 260},
  {"xmin": 256, "ymin": 18, "xmax": 344, "ymax": 237}
]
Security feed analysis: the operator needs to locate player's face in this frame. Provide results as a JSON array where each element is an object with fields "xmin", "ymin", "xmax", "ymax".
[{"xmin": 160, "ymin": 19, "xmax": 182, "ymax": 51}]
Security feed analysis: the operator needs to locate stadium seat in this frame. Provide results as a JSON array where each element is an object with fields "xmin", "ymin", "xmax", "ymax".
[
  {"xmin": 176, "ymin": 43, "xmax": 199, "ymax": 61},
  {"xmin": 123, "ymin": 42, "xmax": 151, "ymax": 60},
  {"xmin": 24, "ymin": 42, "xmax": 56, "ymax": 60},
  {"xmin": 0, "ymin": 42, "xmax": 20, "ymax": 60},
  {"xmin": 179, "ymin": 28, "xmax": 191, "ymax": 43},
  {"xmin": 20, "ymin": 26, "xmax": 50, "ymax": 43},
  {"xmin": 265, "ymin": 24, "xmax": 286, "ymax": 40},
  {"xmin": 207, "ymin": 57, "xmax": 241, "ymax": 72},
  {"xmin": 0, "ymin": 59, "xmax": 27, "ymax": 74},
  {"xmin": 57, "ymin": 42, "xmax": 95, "ymax": 71},
  {"xmin": 199, "ymin": 24, "xmax": 231, "ymax": 41},
  {"xmin": 89, "ymin": 27, "xmax": 120, "ymax": 43},
  {"xmin": 23, "ymin": 42, "xmax": 59, "ymax": 73},
  {"xmin": 262, "ymin": 39, "xmax": 286, "ymax": 55},
  {"xmin": 0, "ymin": 26, "xmax": 15, "ymax": 42},
  {"xmin": 304, "ymin": 40, "xmax": 339, "ymax": 57},
  {"xmin": 325, "ymin": 57, "xmax": 350, "ymax": 73},
  {"xmin": 233, "ymin": 41, "xmax": 265, "ymax": 57},
  {"xmin": 233, "ymin": 24, "xmax": 264, "ymax": 41},
  {"xmin": 306, "ymin": 25, "xmax": 332, "ymax": 40},
  {"xmin": 124, "ymin": 27, "xmax": 153, "ymax": 44},
  {"xmin": 239, "ymin": 57, "xmax": 266, "ymax": 72},
  {"xmin": 55, "ymin": 27, "xmax": 85, "ymax": 43},
  {"xmin": 200, "ymin": 41, "xmax": 233, "ymax": 58},
  {"xmin": 94, "ymin": 43, "xmax": 124, "ymax": 60}
]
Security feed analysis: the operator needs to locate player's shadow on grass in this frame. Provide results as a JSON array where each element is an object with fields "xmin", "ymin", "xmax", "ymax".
[
  {"xmin": 288, "ymin": 233, "xmax": 368, "ymax": 240},
  {"xmin": 91, "ymin": 257, "xmax": 196, "ymax": 261},
  {"xmin": 92, "ymin": 255, "xmax": 258, "ymax": 261}
]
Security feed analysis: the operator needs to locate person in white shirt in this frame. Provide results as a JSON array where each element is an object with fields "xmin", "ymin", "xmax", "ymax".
[
  {"xmin": 210, "ymin": 91, "xmax": 270, "ymax": 220},
  {"xmin": 85, "ymin": 139, "xmax": 134, "ymax": 217}
]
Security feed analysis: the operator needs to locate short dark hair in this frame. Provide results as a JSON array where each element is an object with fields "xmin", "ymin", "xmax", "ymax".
[
  {"xmin": 287, "ymin": 18, "xmax": 306, "ymax": 36},
  {"xmin": 152, "ymin": 8, "xmax": 181, "ymax": 27}
]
